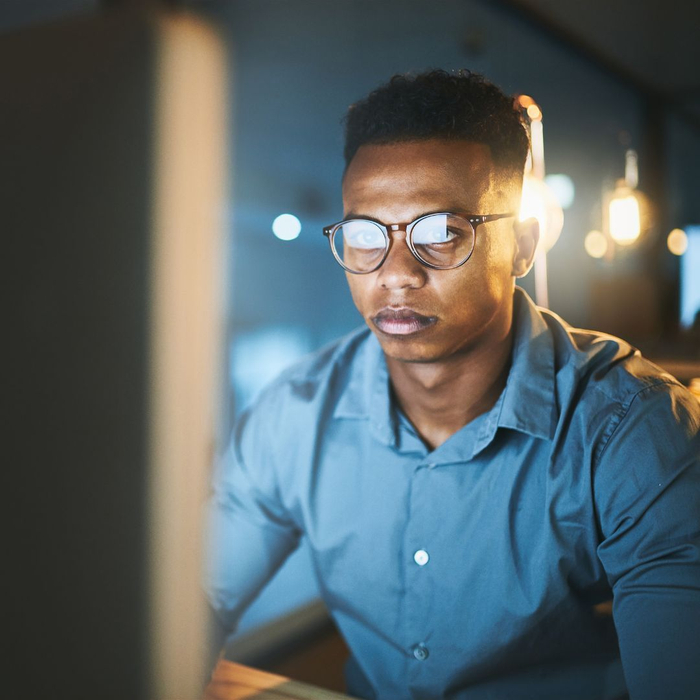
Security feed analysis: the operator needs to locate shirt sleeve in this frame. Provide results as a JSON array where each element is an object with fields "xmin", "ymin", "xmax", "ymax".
[
  {"xmin": 594, "ymin": 381, "xmax": 700, "ymax": 700},
  {"xmin": 204, "ymin": 405, "xmax": 302, "ymax": 635}
]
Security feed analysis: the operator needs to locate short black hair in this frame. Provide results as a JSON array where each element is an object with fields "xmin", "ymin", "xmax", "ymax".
[{"xmin": 343, "ymin": 69, "xmax": 529, "ymax": 177}]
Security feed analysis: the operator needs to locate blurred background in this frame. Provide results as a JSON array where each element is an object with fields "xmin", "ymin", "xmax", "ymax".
[{"xmin": 4, "ymin": 0, "xmax": 699, "ymax": 698}]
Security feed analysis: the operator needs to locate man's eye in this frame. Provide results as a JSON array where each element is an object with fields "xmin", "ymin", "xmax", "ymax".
[
  {"xmin": 343, "ymin": 225, "xmax": 384, "ymax": 249},
  {"xmin": 411, "ymin": 214, "xmax": 461, "ymax": 245},
  {"xmin": 413, "ymin": 227, "xmax": 456, "ymax": 245}
]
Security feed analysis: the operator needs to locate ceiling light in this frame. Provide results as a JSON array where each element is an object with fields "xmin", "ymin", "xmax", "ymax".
[{"xmin": 605, "ymin": 150, "xmax": 647, "ymax": 248}]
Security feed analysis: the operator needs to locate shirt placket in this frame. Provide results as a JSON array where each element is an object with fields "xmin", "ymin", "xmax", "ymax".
[
  {"xmin": 403, "ymin": 460, "xmax": 437, "ymax": 683},
  {"xmin": 393, "ymin": 412, "xmax": 438, "ymax": 688},
  {"xmin": 395, "ymin": 410, "xmax": 487, "ymax": 694}
]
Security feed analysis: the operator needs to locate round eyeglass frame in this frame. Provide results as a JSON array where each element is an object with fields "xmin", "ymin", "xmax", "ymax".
[{"xmin": 322, "ymin": 211, "xmax": 514, "ymax": 274}]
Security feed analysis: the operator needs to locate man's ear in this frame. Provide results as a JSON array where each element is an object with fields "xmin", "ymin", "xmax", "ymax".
[{"xmin": 511, "ymin": 217, "xmax": 540, "ymax": 278}]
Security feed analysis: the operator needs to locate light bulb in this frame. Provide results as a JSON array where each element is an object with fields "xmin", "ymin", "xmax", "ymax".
[{"xmin": 608, "ymin": 191, "xmax": 640, "ymax": 246}]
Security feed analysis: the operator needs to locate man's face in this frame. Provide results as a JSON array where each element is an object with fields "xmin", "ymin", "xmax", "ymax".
[{"xmin": 342, "ymin": 139, "xmax": 525, "ymax": 364}]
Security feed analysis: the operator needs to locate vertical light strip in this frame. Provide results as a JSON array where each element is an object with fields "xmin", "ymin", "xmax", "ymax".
[
  {"xmin": 529, "ymin": 119, "xmax": 545, "ymax": 179},
  {"xmin": 680, "ymin": 226, "xmax": 700, "ymax": 329},
  {"xmin": 149, "ymin": 13, "xmax": 227, "ymax": 699}
]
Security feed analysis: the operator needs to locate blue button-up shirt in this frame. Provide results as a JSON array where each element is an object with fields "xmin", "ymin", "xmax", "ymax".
[{"xmin": 207, "ymin": 288, "xmax": 700, "ymax": 700}]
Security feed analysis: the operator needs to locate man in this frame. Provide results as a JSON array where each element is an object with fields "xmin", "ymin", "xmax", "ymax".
[{"xmin": 207, "ymin": 70, "xmax": 700, "ymax": 700}]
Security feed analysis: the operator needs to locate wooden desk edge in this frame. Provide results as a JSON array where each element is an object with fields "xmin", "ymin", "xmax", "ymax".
[{"xmin": 204, "ymin": 659, "xmax": 360, "ymax": 700}]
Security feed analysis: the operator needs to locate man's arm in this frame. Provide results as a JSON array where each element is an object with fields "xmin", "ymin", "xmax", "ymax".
[
  {"xmin": 204, "ymin": 408, "xmax": 301, "ymax": 661},
  {"xmin": 594, "ymin": 381, "xmax": 700, "ymax": 700}
]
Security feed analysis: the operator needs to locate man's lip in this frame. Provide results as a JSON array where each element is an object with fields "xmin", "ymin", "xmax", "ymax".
[{"xmin": 371, "ymin": 307, "xmax": 437, "ymax": 336}]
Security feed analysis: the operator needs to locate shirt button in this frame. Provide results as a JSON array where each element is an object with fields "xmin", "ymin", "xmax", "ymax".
[
  {"xmin": 413, "ymin": 549, "xmax": 429, "ymax": 566},
  {"xmin": 412, "ymin": 643, "xmax": 429, "ymax": 661}
]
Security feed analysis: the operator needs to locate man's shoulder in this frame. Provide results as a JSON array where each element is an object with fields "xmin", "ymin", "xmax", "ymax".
[
  {"xmin": 542, "ymin": 309, "xmax": 684, "ymax": 408},
  {"xmin": 509, "ymin": 290, "xmax": 694, "ymax": 443},
  {"xmin": 526, "ymin": 309, "xmax": 699, "ymax": 496},
  {"xmin": 251, "ymin": 325, "xmax": 373, "ymax": 413}
]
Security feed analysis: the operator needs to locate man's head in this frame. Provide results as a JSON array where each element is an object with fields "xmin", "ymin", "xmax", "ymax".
[
  {"xmin": 344, "ymin": 69, "xmax": 529, "ymax": 181},
  {"xmin": 336, "ymin": 69, "xmax": 538, "ymax": 365}
]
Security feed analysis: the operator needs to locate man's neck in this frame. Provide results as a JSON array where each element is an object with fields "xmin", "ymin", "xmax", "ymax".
[{"xmin": 386, "ymin": 328, "xmax": 514, "ymax": 451}]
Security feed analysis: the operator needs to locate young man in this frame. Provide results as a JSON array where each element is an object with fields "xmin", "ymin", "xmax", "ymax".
[{"xmin": 207, "ymin": 70, "xmax": 700, "ymax": 700}]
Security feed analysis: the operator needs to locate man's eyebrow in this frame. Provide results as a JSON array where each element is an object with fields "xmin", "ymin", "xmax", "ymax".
[
  {"xmin": 342, "ymin": 208, "xmax": 475, "ymax": 222},
  {"xmin": 343, "ymin": 211, "xmax": 384, "ymax": 225}
]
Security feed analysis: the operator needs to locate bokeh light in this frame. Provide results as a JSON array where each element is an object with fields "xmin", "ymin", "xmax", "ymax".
[
  {"xmin": 526, "ymin": 104, "xmax": 542, "ymax": 121},
  {"xmin": 517, "ymin": 94, "xmax": 535, "ymax": 109},
  {"xmin": 609, "ymin": 193, "xmax": 640, "ymax": 246},
  {"xmin": 272, "ymin": 213, "xmax": 301, "ymax": 241},
  {"xmin": 544, "ymin": 174, "xmax": 575, "ymax": 210},
  {"xmin": 584, "ymin": 230, "xmax": 608, "ymax": 259},
  {"xmin": 519, "ymin": 175, "xmax": 564, "ymax": 252},
  {"xmin": 667, "ymin": 228, "xmax": 688, "ymax": 256}
]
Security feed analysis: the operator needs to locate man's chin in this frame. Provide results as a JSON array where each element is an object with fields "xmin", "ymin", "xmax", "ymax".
[{"xmin": 373, "ymin": 334, "xmax": 446, "ymax": 364}]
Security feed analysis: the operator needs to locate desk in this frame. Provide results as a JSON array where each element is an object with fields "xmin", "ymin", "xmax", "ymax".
[{"xmin": 204, "ymin": 659, "xmax": 358, "ymax": 700}]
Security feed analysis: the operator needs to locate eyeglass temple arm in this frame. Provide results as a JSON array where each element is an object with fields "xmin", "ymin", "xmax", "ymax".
[{"xmin": 469, "ymin": 213, "xmax": 515, "ymax": 225}]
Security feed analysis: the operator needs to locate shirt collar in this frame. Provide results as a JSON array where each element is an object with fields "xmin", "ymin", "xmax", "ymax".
[
  {"xmin": 333, "ymin": 287, "xmax": 557, "ymax": 448},
  {"xmin": 496, "ymin": 287, "xmax": 557, "ymax": 442},
  {"xmin": 333, "ymin": 331, "xmax": 396, "ymax": 446}
]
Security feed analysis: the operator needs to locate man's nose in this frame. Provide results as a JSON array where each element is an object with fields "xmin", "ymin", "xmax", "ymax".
[{"xmin": 376, "ymin": 230, "xmax": 427, "ymax": 290}]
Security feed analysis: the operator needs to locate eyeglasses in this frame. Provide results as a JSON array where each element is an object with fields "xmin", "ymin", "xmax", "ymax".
[{"xmin": 322, "ymin": 211, "xmax": 514, "ymax": 274}]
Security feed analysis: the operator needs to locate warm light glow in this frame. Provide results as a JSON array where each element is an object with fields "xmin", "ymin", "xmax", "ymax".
[
  {"xmin": 519, "ymin": 175, "xmax": 564, "ymax": 252},
  {"xmin": 272, "ymin": 213, "xmax": 301, "ymax": 240},
  {"xmin": 625, "ymin": 149, "xmax": 639, "ymax": 189},
  {"xmin": 689, "ymin": 378, "xmax": 700, "ymax": 400},
  {"xmin": 667, "ymin": 228, "xmax": 688, "ymax": 256},
  {"xmin": 529, "ymin": 120, "xmax": 545, "ymax": 179},
  {"xmin": 609, "ymin": 193, "xmax": 640, "ymax": 246},
  {"xmin": 526, "ymin": 104, "xmax": 542, "ymax": 121},
  {"xmin": 517, "ymin": 94, "xmax": 535, "ymax": 108},
  {"xmin": 584, "ymin": 230, "xmax": 608, "ymax": 259}
]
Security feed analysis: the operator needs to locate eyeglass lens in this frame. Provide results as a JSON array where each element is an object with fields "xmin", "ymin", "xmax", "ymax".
[{"xmin": 332, "ymin": 214, "xmax": 475, "ymax": 273}]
